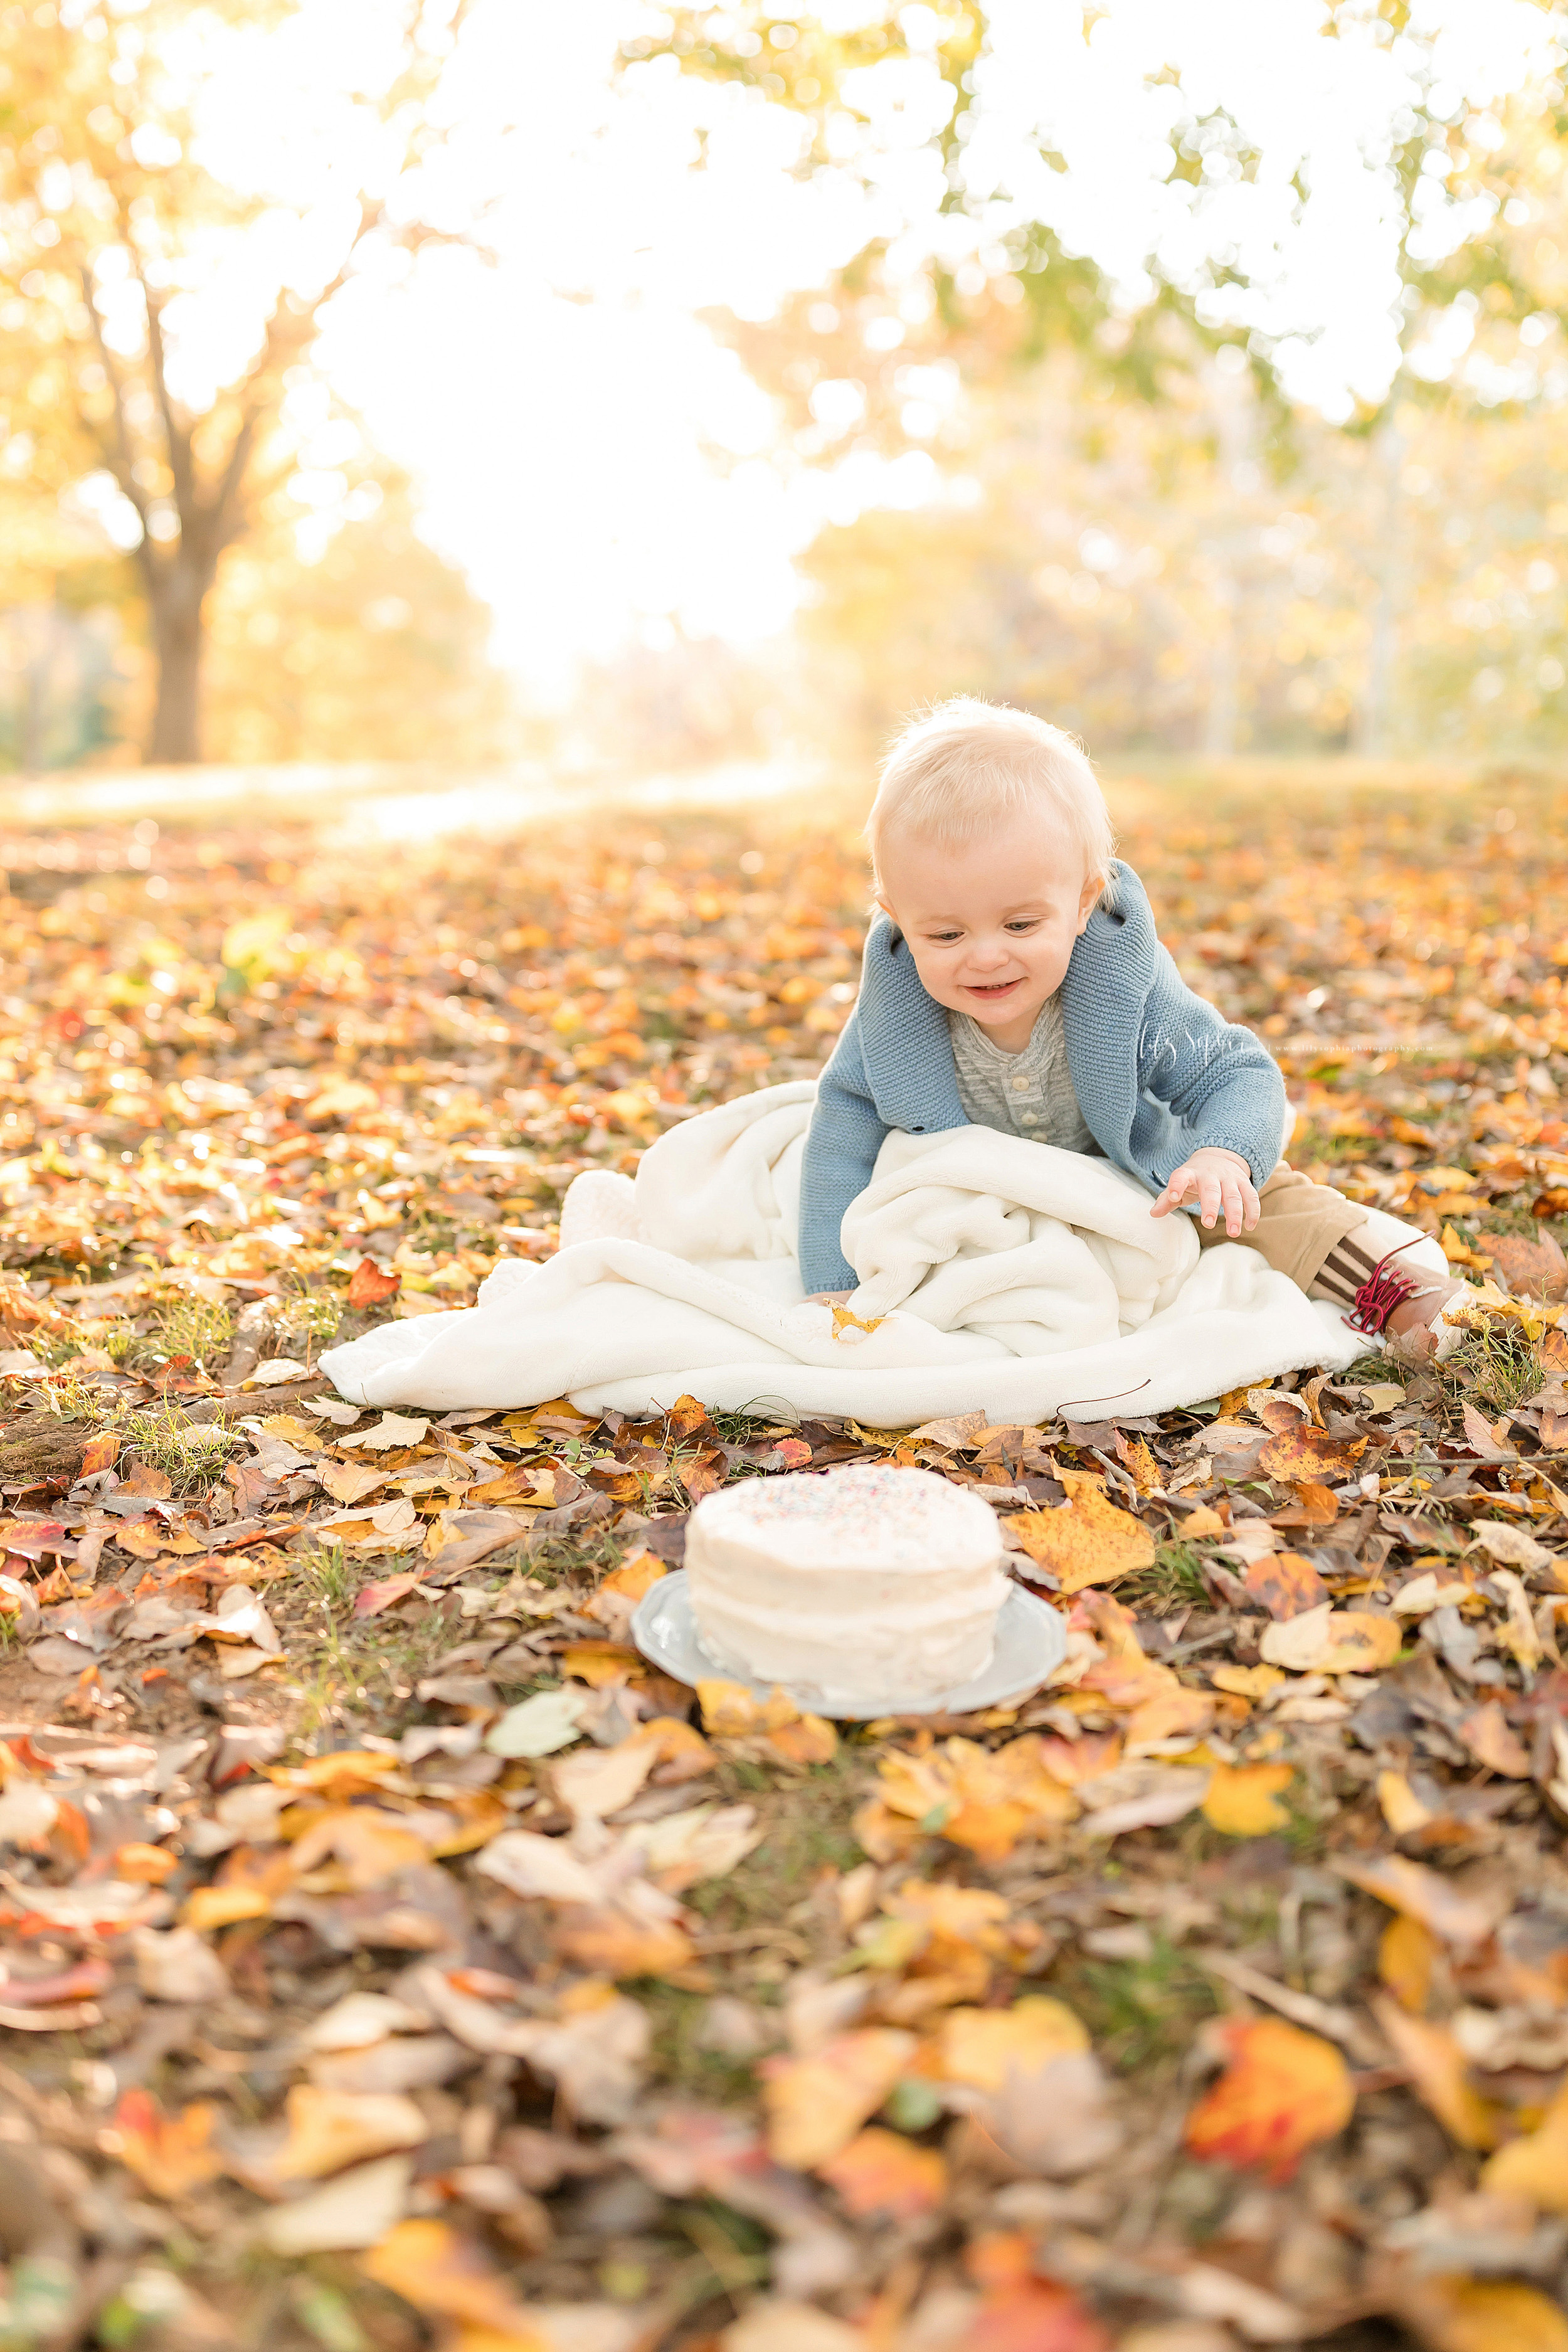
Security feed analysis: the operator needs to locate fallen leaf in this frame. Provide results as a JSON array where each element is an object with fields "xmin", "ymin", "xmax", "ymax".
[
  {"xmin": 1244, "ymin": 1551, "xmax": 1329, "ymax": 1621},
  {"xmin": 1340, "ymin": 1854, "xmax": 1512, "ymax": 1951},
  {"xmin": 1259, "ymin": 1604, "xmax": 1402, "ymax": 1674},
  {"xmin": 273, "ymin": 2085, "xmax": 428, "ymax": 2180},
  {"xmin": 1210, "ymin": 1662, "xmax": 1286, "ymax": 1702},
  {"xmin": 1457, "ymin": 1700, "xmax": 1532, "ymax": 1778},
  {"xmin": 484, "ymin": 1687, "xmax": 590, "ymax": 1758},
  {"xmin": 339, "ymin": 1412, "xmax": 430, "ymax": 1451},
  {"xmin": 1391, "ymin": 2277, "xmax": 1568, "ymax": 2352},
  {"xmin": 473, "ymin": 1829, "xmax": 605, "ymax": 1904},
  {"xmin": 1468, "ymin": 1520, "xmax": 1555, "ymax": 1572},
  {"xmin": 354, "ymin": 1570, "xmax": 426, "ymax": 1618},
  {"xmin": 1201, "ymin": 1761, "xmax": 1294, "ymax": 1836},
  {"xmin": 1480, "ymin": 2075, "xmax": 1568, "ymax": 2211},
  {"xmin": 1255, "ymin": 1422, "xmax": 1366, "ymax": 1481},
  {"xmin": 761, "ymin": 2028, "xmax": 914, "ymax": 2168},
  {"xmin": 1002, "ymin": 1471, "xmax": 1155, "ymax": 1592},
  {"xmin": 347, "ymin": 1257, "xmax": 403, "ymax": 1308},
  {"xmin": 817, "ymin": 2126, "xmax": 946, "ymax": 2218},
  {"xmin": 551, "ymin": 1737, "xmax": 657, "ymax": 1826},
  {"xmin": 263, "ymin": 2154, "xmax": 414, "ymax": 2255},
  {"xmin": 1373, "ymin": 2000, "xmax": 1505, "ymax": 2149},
  {"xmin": 109, "ymin": 2089, "xmax": 223, "ymax": 2198},
  {"xmin": 1377, "ymin": 1770, "xmax": 1434, "ymax": 1836},
  {"xmin": 1184, "ymin": 2018, "xmax": 1355, "ymax": 2183},
  {"xmin": 1076, "ymin": 1762, "xmax": 1211, "ymax": 1838},
  {"xmin": 939, "ymin": 1996, "xmax": 1087, "ymax": 2090}
]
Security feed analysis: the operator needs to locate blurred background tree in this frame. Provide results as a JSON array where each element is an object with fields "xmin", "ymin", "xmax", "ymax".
[{"xmin": 0, "ymin": 0, "xmax": 508, "ymax": 766}]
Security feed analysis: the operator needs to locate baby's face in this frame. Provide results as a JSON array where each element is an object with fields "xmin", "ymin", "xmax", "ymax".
[{"xmin": 876, "ymin": 810, "xmax": 1101, "ymax": 1051}]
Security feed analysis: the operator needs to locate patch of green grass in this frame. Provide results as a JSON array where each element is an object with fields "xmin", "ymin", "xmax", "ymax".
[
  {"xmin": 298, "ymin": 1542, "xmax": 357, "ymax": 1611},
  {"xmin": 639, "ymin": 1982, "xmax": 766, "ymax": 2104},
  {"xmin": 275, "ymin": 1286, "xmax": 342, "ymax": 1357},
  {"xmin": 1054, "ymin": 1932, "xmax": 1221, "ymax": 2075},
  {"xmin": 1122, "ymin": 1540, "xmax": 1209, "ymax": 1614},
  {"xmin": 121, "ymin": 1404, "xmax": 238, "ymax": 1494},
  {"xmin": 129, "ymin": 1292, "xmax": 235, "ymax": 1375},
  {"xmin": 686, "ymin": 1753, "xmax": 866, "ymax": 1934},
  {"xmin": 1444, "ymin": 1312, "xmax": 1542, "ymax": 1416}
]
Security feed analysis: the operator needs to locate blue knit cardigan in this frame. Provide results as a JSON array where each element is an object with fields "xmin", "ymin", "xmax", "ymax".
[{"xmin": 797, "ymin": 859, "xmax": 1287, "ymax": 1295}]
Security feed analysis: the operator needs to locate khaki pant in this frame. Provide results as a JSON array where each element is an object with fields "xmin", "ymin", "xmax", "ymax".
[{"xmin": 1194, "ymin": 1160, "xmax": 1367, "ymax": 1296}]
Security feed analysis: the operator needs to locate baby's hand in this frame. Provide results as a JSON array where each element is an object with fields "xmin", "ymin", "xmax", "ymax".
[
  {"xmin": 1150, "ymin": 1148, "xmax": 1259, "ymax": 1237},
  {"xmin": 808, "ymin": 1290, "xmax": 854, "ymax": 1305}
]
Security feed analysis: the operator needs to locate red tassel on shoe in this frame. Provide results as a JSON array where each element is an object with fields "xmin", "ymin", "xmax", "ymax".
[{"xmin": 1344, "ymin": 1241, "xmax": 1429, "ymax": 1337}]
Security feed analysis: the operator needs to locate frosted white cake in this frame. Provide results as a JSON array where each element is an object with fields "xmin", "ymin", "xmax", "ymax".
[{"xmin": 684, "ymin": 1463, "xmax": 1010, "ymax": 1708}]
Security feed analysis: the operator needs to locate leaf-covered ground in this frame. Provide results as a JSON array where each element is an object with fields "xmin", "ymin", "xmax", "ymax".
[{"xmin": 1, "ymin": 766, "xmax": 1567, "ymax": 2352}]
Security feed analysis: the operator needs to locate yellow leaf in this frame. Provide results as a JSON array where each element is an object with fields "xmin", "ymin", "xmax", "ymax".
[
  {"xmin": 1481, "ymin": 2079, "xmax": 1568, "ymax": 2213},
  {"xmin": 182, "ymin": 1884, "xmax": 272, "ymax": 1932},
  {"xmin": 1399, "ymin": 2277, "xmax": 1568, "ymax": 2352},
  {"xmin": 761, "ymin": 2028, "xmax": 915, "ymax": 2169},
  {"xmin": 1379, "ymin": 1913, "xmax": 1436, "ymax": 2015},
  {"xmin": 1002, "ymin": 1470, "xmax": 1155, "ymax": 1592},
  {"xmin": 1210, "ymin": 1662, "xmax": 1286, "ymax": 1702},
  {"xmin": 938, "ymin": 1996, "xmax": 1088, "ymax": 2091},
  {"xmin": 1377, "ymin": 1770, "xmax": 1434, "ymax": 1836},
  {"xmin": 1200, "ymin": 1761, "xmax": 1293, "ymax": 1836},
  {"xmin": 273, "ymin": 2086, "xmax": 428, "ymax": 2180}
]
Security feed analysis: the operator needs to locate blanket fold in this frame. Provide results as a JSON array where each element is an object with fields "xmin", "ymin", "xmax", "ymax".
[{"xmin": 322, "ymin": 1080, "xmax": 1432, "ymax": 1422}]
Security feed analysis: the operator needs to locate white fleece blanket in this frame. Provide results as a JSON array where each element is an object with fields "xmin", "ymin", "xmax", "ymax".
[{"xmin": 321, "ymin": 1081, "xmax": 1437, "ymax": 1424}]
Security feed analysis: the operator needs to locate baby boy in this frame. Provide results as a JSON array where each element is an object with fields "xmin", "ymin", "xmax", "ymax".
[{"xmin": 798, "ymin": 697, "xmax": 1461, "ymax": 1352}]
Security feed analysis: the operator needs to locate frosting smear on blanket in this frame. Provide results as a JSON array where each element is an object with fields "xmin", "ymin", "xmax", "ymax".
[{"xmin": 686, "ymin": 1463, "xmax": 1009, "ymax": 1708}]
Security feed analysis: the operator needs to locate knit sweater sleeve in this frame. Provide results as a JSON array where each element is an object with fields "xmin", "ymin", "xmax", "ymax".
[
  {"xmin": 797, "ymin": 1009, "xmax": 887, "ymax": 1294},
  {"xmin": 1136, "ymin": 946, "xmax": 1286, "ymax": 1189}
]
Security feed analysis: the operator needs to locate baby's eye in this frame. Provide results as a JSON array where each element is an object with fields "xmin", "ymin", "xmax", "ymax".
[
  {"xmin": 1004, "ymin": 919, "xmax": 1041, "ymax": 933},
  {"xmin": 928, "ymin": 930, "xmax": 962, "ymax": 944}
]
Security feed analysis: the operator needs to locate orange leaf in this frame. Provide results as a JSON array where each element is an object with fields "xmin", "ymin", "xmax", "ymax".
[
  {"xmin": 627, "ymin": 1715, "xmax": 716, "ymax": 1784},
  {"xmin": 347, "ymin": 1257, "xmax": 402, "ymax": 1309},
  {"xmin": 768, "ymin": 1714, "xmax": 839, "ymax": 1766},
  {"xmin": 1373, "ymin": 2000, "xmax": 1505, "ymax": 2150},
  {"xmin": 1243, "ymin": 1550, "xmax": 1328, "ymax": 1621},
  {"xmin": 1184, "ymin": 2018, "xmax": 1355, "ymax": 2182},
  {"xmin": 80, "ymin": 1431, "xmax": 119, "ymax": 1477},
  {"xmin": 817, "ymin": 2126, "xmax": 947, "ymax": 2219},
  {"xmin": 1002, "ymin": 1472, "xmax": 1154, "ymax": 1592},
  {"xmin": 761, "ymin": 2028, "xmax": 914, "ymax": 2169},
  {"xmin": 1256, "ymin": 1424, "xmax": 1366, "ymax": 1481},
  {"xmin": 362, "ymin": 2220, "xmax": 541, "ymax": 2334},
  {"xmin": 110, "ymin": 2089, "xmax": 223, "ymax": 2200},
  {"xmin": 550, "ymin": 1907, "xmax": 694, "ymax": 1979}
]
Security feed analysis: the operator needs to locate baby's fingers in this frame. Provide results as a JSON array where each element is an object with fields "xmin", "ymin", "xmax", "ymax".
[{"xmin": 1150, "ymin": 1166, "xmax": 1195, "ymax": 1220}]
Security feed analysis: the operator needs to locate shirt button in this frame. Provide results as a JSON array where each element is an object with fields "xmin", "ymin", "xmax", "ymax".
[{"xmin": 1010, "ymin": 1075, "xmax": 1030, "ymax": 1092}]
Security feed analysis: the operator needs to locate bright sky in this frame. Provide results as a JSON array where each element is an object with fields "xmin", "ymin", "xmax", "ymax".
[{"xmin": 186, "ymin": 0, "xmax": 1562, "ymax": 699}]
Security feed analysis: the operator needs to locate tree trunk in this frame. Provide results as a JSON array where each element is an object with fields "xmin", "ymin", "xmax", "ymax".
[{"xmin": 146, "ymin": 569, "xmax": 206, "ymax": 765}]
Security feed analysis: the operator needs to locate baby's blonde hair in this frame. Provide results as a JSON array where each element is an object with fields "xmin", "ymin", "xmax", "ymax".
[{"xmin": 867, "ymin": 696, "xmax": 1116, "ymax": 907}]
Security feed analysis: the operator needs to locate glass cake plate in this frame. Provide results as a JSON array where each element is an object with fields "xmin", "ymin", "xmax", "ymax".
[{"xmin": 630, "ymin": 1569, "xmax": 1067, "ymax": 1722}]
